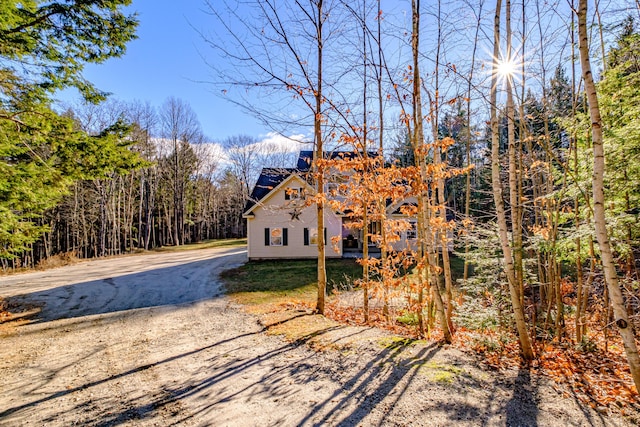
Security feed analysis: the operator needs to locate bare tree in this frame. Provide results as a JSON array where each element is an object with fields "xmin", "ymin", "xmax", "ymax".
[
  {"xmin": 411, "ymin": 0, "xmax": 452, "ymax": 342},
  {"xmin": 205, "ymin": 0, "xmax": 345, "ymax": 314},
  {"xmin": 223, "ymin": 135, "xmax": 261, "ymax": 206},
  {"xmin": 490, "ymin": 0, "xmax": 534, "ymax": 360},
  {"xmin": 159, "ymin": 97, "xmax": 203, "ymax": 246},
  {"xmin": 577, "ymin": 0, "xmax": 640, "ymax": 390},
  {"xmin": 126, "ymin": 100, "xmax": 158, "ymax": 250}
]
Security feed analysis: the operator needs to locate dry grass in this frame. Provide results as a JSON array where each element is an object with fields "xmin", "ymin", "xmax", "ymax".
[
  {"xmin": 0, "ymin": 252, "xmax": 80, "ymax": 276},
  {"xmin": 36, "ymin": 251, "xmax": 79, "ymax": 270},
  {"xmin": 152, "ymin": 239, "xmax": 246, "ymax": 252},
  {"xmin": 1, "ymin": 239, "xmax": 247, "ymax": 276},
  {"xmin": 221, "ymin": 258, "xmax": 361, "ymax": 347}
]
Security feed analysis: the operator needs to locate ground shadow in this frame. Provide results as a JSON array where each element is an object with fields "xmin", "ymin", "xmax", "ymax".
[
  {"xmin": 4, "ymin": 250, "xmax": 245, "ymax": 323},
  {"xmin": 0, "ymin": 329, "xmax": 262, "ymax": 422},
  {"xmin": 505, "ymin": 367, "xmax": 539, "ymax": 427}
]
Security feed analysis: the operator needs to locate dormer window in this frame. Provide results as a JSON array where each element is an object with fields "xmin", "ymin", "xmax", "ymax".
[
  {"xmin": 407, "ymin": 222, "xmax": 417, "ymax": 240},
  {"xmin": 284, "ymin": 187, "xmax": 302, "ymax": 200},
  {"xmin": 327, "ymin": 176, "xmax": 348, "ymax": 197}
]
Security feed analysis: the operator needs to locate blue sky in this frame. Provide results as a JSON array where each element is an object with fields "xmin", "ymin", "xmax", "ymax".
[
  {"xmin": 53, "ymin": 0, "xmax": 623, "ymax": 149},
  {"xmin": 58, "ymin": 0, "xmax": 269, "ymax": 142}
]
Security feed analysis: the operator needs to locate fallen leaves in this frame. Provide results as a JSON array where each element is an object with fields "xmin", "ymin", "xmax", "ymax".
[
  {"xmin": 326, "ymin": 300, "xmax": 639, "ymax": 412},
  {"xmin": 537, "ymin": 344, "xmax": 638, "ymax": 409}
]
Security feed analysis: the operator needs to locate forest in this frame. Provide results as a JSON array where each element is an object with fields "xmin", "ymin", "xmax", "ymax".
[{"xmin": 1, "ymin": 0, "xmax": 639, "ymax": 403}]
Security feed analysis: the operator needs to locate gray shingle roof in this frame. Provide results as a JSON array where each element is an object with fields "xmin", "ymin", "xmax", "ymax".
[
  {"xmin": 243, "ymin": 168, "xmax": 301, "ymax": 213},
  {"xmin": 244, "ymin": 150, "xmax": 381, "ymax": 215}
]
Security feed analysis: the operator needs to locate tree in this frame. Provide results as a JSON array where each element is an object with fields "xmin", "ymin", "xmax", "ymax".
[
  {"xmin": 0, "ymin": 108, "xmax": 77, "ymax": 258},
  {"xmin": 206, "ymin": 0, "xmax": 338, "ymax": 314},
  {"xmin": 0, "ymin": 1, "xmax": 137, "ymax": 101},
  {"xmin": 598, "ymin": 18, "xmax": 640, "ymax": 273},
  {"xmin": 0, "ymin": 1, "xmax": 138, "ymax": 258},
  {"xmin": 489, "ymin": 0, "xmax": 534, "ymax": 360},
  {"xmin": 126, "ymin": 100, "xmax": 158, "ymax": 250},
  {"xmin": 224, "ymin": 135, "xmax": 260, "ymax": 207},
  {"xmin": 577, "ymin": 0, "xmax": 640, "ymax": 390},
  {"xmin": 410, "ymin": 0, "xmax": 452, "ymax": 342},
  {"xmin": 159, "ymin": 97, "xmax": 203, "ymax": 246}
]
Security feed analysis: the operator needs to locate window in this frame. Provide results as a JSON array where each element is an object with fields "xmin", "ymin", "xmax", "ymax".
[
  {"xmin": 366, "ymin": 221, "xmax": 382, "ymax": 245},
  {"xmin": 304, "ymin": 227, "xmax": 326, "ymax": 246},
  {"xmin": 284, "ymin": 187, "xmax": 301, "ymax": 200},
  {"xmin": 309, "ymin": 228, "xmax": 319, "ymax": 245},
  {"xmin": 407, "ymin": 222, "xmax": 417, "ymax": 240},
  {"xmin": 327, "ymin": 180, "xmax": 348, "ymax": 196},
  {"xmin": 270, "ymin": 228, "xmax": 283, "ymax": 246},
  {"xmin": 265, "ymin": 227, "xmax": 288, "ymax": 246}
]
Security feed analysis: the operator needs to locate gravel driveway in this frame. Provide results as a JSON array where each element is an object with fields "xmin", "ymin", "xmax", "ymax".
[{"xmin": 0, "ymin": 246, "xmax": 635, "ymax": 426}]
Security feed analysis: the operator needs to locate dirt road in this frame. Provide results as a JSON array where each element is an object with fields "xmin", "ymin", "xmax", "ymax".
[{"xmin": 0, "ymin": 247, "xmax": 635, "ymax": 426}]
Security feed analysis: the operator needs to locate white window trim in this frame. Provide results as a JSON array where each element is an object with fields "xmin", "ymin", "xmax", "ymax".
[{"xmin": 270, "ymin": 227, "xmax": 283, "ymax": 246}]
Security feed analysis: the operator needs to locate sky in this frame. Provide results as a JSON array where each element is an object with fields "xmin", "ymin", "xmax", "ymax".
[
  {"xmin": 54, "ymin": 0, "xmax": 621, "ymax": 150},
  {"xmin": 57, "ymin": 0, "xmax": 271, "ymax": 143}
]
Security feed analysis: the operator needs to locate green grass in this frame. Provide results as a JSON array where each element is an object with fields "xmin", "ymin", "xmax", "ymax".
[
  {"xmin": 396, "ymin": 311, "xmax": 419, "ymax": 326},
  {"xmin": 420, "ymin": 361, "xmax": 465, "ymax": 384},
  {"xmin": 221, "ymin": 258, "xmax": 361, "ymax": 307},
  {"xmin": 153, "ymin": 238, "xmax": 247, "ymax": 252}
]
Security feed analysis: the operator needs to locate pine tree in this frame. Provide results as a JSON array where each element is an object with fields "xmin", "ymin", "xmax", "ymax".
[{"xmin": 0, "ymin": 1, "xmax": 138, "ymax": 258}]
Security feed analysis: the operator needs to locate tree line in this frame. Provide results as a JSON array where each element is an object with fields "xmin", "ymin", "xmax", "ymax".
[
  {"xmin": 2, "ymin": 93, "xmax": 303, "ymax": 267},
  {"xmin": 0, "ymin": 2, "xmax": 301, "ymax": 267}
]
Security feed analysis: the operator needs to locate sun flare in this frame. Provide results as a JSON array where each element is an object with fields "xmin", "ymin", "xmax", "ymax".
[{"xmin": 496, "ymin": 57, "xmax": 519, "ymax": 79}]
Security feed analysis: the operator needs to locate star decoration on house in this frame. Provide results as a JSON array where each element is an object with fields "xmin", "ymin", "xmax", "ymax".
[{"xmin": 289, "ymin": 208, "xmax": 302, "ymax": 221}]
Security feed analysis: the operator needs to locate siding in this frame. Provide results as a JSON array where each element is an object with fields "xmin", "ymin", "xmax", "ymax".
[{"xmin": 246, "ymin": 176, "xmax": 342, "ymax": 260}]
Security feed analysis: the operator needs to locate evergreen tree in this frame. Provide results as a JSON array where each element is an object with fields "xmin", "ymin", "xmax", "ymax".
[
  {"xmin": 597, "ymin": 17, "xmax": 640, "ymax": 261},
  {"xmin": 0, "ymin": 1, "xmax": 138, "ymax": 258}
]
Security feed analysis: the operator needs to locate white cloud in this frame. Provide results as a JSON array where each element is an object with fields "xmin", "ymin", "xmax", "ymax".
[
  {"xmin": 193, "ymin": 142, "xmax": 227, "ymax": 166},
  {"xmin": 150, "ymin": 137, "xmax": 227, "ymax": 175},
  {"xmin": 254, "ymin": 132, "xmax": 312, "ymax": 154}
]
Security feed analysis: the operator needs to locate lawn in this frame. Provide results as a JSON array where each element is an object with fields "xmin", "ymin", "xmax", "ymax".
[
  {"xmin": 221, "ymin": 258, "xmax": 362, "ymax": 310},
  {"xmin": 152, "ymin": 238, "xmax": 247, "ymax": 252},
  {"xmin": 220, "ymin": 254, "xmax": 468, "ymax": 312}
]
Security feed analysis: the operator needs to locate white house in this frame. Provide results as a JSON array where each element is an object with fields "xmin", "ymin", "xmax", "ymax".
[
  {"xmin": 243, "ymin": 169, "xmax": 343, "ymax": 260},
  {"xmin": 243, "ymin": 151, "xmax": 421, "ymax": 260}
]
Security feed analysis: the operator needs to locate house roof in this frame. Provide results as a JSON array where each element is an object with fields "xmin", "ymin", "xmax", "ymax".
[
  {"xmin": 243, "ymin": 168, "xmax": 302, "ymax": 213},
  {"xmin": 296, "ymin": 151, "xmax": 314, "ymax": 170},
  {"xmin": 244, "ymin": 150, "xmax": 383, "ymax": 216},
  {"xmin": 296, "ymin": 150, "xmax": 380, "ymax": 170},
  {"xmin": 390, "ymin": 202, "xmax": 418, "ymax": 215}
]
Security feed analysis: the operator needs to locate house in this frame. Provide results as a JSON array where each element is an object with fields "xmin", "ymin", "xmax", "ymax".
[{"xmin": 242, "ymin": 151, "xmax": 419, "ymax": 260}]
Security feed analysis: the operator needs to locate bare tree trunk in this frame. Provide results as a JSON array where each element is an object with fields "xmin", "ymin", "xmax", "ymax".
[
  {"xmin": 173, "ymin": 140, "xmax": 181, "ymax": 246},
  {"xmin": 361, "ymin": 7, "xmax": 370, "ymax": 323},
  {"xmin": 505, "ymin": 0, "xmax": 525, "ymax": 314},
  {"xmin": 411, "ymin": 0, "xmax": 451, "ymax": 343},
  {"xmin": 577, "ymin": 0, "xmax": 640, "ymax": 391},
  {"xmin": 490, "ymin": 0, "xmax": 534, "ymax": 360},
  {"xmin": 373, "ymin": 0, "xmax": 390, "ymax": 321},
  {"xmin": 431, "ymin": 0, "xmax": 454, "ymax": 336},
  {"xmin": 315, "ymin": 0, "xmax": 327, "ymax": 315},
  {"xmin": 96, "ymin": 180, "xmax": 107, "ymax": 258},
  {"xmin": 464, "ymin": 0, "xmax": 483, "ymax": 282}
]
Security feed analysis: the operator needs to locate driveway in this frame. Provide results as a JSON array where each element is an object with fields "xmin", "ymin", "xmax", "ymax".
[{"xmin": 0, "ymin": 246, "xmax": 633, "ymax": 426}]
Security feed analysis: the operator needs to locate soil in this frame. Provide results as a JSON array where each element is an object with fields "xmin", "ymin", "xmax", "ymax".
[{"xmin": 0, "ymin": 246, "xmax": 637, "ymax": 426}]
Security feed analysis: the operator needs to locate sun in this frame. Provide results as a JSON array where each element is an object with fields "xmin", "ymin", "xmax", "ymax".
[
  {"xmin": 496, "ymin": 57, "xmax": 519, "ymax": 80},
  {"xmin": 482, "ymin": 43, "xmax": 528, "ymax": 91}
]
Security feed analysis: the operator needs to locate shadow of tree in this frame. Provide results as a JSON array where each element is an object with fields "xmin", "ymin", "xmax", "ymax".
[
  {"xmin": 0, "ymin": 329, "xmax": 261, "ymax": 421},
  {"xmin": 0, "ymin": 249, "xmax": 621, "ymax": 426},
  {"xmin": 5, "ymin": 250, "xmax": 245, "ymax": 323},
  {"xmin": 505, "ymin": 367, "xmax": 538, "ymax": 427}
]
